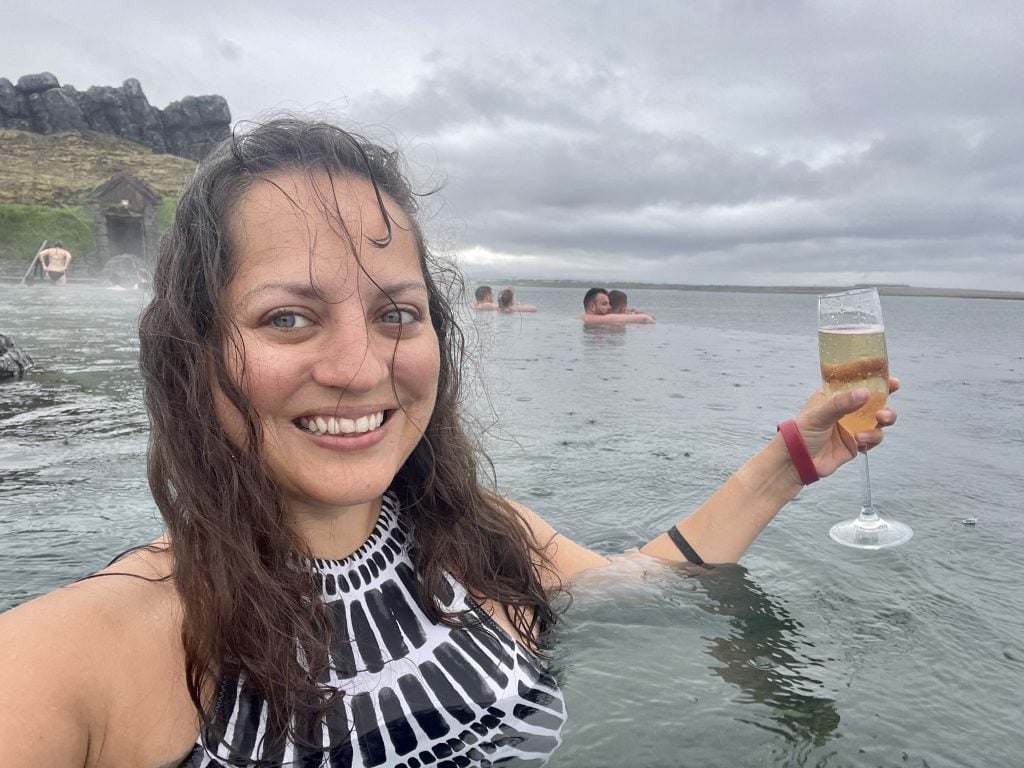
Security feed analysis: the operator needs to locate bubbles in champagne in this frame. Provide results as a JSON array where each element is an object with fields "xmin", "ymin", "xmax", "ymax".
[{"xmin": 818, "ymin": 325, "xmax": 889, "ymax": 436}]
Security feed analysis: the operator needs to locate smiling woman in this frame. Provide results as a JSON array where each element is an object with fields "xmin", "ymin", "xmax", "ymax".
[
  {"xmin": 213, "ymin": 171, "xmax": 442, "ymax": 551},
  {"xmin": 0, "ymin": 117, "xmax": 898, "ymax": 768}
]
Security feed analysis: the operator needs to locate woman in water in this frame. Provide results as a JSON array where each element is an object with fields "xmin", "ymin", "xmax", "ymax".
[{"xmin": 0, "ymin": 118, "xmax": 896, "ymax": 768}]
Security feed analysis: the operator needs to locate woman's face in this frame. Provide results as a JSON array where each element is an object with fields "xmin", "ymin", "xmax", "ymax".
[{"xmin": 216, "ymin": 170, "xmax": 440, "ymax": 519}]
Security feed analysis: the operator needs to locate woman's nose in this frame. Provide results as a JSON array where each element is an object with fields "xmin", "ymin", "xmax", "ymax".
[{"xmin": 310, "ymin": 320, "xmax": 391, "ymax": 393}]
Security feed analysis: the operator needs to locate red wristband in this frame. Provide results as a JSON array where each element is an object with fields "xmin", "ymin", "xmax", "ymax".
[{"xmin": 777, "ymin": 419, "xmax": 820, "ymax": 485}]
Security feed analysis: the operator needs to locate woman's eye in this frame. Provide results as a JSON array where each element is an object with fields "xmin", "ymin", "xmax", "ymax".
[
  {"xmin": 381, "ymin": 308, "xmax": 417, "ymax": 325},
  {"xmin": 268, "ymin": 312, "xmax": 311, "ymax": 329}
]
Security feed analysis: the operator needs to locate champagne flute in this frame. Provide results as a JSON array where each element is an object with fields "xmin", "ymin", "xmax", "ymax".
[{"xmin": 818, "ymin": 288, "xmax": 912, "ymax": 549}]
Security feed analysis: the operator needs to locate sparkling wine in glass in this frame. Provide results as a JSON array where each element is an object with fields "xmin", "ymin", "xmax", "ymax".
[{"xmin": 818, "ymin": 287, "xmax": 912, "ymax": 549}]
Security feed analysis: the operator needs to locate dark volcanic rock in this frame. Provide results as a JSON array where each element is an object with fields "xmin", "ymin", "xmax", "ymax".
[
  {"xmin": 0, "ymin": 333, "xmax": 34, "ymax": 381},
  {"xmin": 0, "ymin": 78, "xmax": 22, "ymax": 118},
  {"xmin": 1, "ymin": 72, "xmax": 229, "ymax": 160},
  {"xmin": 161, "ymin": 95, "xmax": 231, "ymax": 159},
  {"xmin": 16, "ymin": 72, "xmax": 60, "ymax": 94},
  {"xmin": 82, "ymin": 85, "xmax": 129, "ymax": 133},
  {"xmin": 27, "ymin": 85, "xmax": 90, "ymax": 133},
  {"xmin": 123, "ymin": 78, "xmax": 167, "ymax": 152}
]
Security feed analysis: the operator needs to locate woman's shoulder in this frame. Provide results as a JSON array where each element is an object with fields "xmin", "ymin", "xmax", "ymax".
[
  {"xmin": 500, "ymin": 498, "xmax": 611, "ymax": 584},
  {"xmin": 1, "ymin": 540, "xmax": 183, "ymax": 688},
  {"xmin": 2, "ymin": 540, "xmax": 177, "ymax": 638},
  {"xmin": 0, "ymin": 541, "xmax": 191, "ymax": 765}
]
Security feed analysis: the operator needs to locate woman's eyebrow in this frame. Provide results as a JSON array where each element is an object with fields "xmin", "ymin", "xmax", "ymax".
[
  {"xmin": 235, "ymin": 279, "xmax": 428, "ymax": 309},
  {"xmin": 375, "ymin": 280, "xmax": 429, "ymax": 298},
  {"xmin": 236, "ymin": 282, "xmax": 321, "ymax": 308}
]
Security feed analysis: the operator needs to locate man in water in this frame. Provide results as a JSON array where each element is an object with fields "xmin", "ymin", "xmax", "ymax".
[
  {"xmin": 39, "ymin": 241, "xmax": 73, "ymax": 285},
  {"xmin": 471, "ymin": 285, "xmax": 498, "ymax": 310},
  {"xmin": 578, "ymin": 287, "xmax": 654, "ymax": 324}
]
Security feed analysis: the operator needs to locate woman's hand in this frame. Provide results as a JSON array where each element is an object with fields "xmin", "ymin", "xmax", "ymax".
[
  {"xmin": 639, "ymin": 377, "xmax": 900, "ymax": 566},
  {"xmin": 793, "ymin": 378, "xmax": 899, "ymax": 480}
]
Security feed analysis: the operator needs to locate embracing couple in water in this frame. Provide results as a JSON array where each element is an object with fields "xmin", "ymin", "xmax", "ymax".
[{"xmin": 578, "ymin": 287, "xmax": 655, "ymax": 324}]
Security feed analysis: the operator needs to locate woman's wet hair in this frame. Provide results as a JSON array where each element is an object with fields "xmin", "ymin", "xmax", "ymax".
[{"xmin": 138, "ymin": 117, "xmax": 559, "ymax": 758}]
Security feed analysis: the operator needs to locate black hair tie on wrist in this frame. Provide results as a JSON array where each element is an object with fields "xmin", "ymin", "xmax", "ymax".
[{"xmin": 667, "ymin": 526, "xmax": 705, "ymax": 565}]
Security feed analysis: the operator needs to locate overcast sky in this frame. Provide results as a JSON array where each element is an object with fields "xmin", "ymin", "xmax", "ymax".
[{"xmin": 7, "ymin": 0, "xmax": 1024, "ymax": 290}]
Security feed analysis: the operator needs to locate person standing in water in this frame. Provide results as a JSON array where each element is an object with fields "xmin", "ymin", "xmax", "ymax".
[{"xmin": 39, "ymin": 241, "xmax": 73, "ymax": 285}]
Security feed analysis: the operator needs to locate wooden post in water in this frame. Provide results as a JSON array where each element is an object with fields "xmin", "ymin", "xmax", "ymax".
[{"xmin": 19, "ymin": 241, "xmax": 47, "ymax": 285}]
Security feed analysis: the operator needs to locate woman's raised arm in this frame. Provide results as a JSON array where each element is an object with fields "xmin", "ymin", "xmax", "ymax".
[{"xmin": 641, "ymin": 382, "xmax": 899, "ymax": 565}]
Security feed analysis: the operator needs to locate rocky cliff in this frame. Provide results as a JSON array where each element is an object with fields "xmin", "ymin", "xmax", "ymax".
[{"xmin": 0, "ymin": 72, "xmax": 231, "ymax": 161}]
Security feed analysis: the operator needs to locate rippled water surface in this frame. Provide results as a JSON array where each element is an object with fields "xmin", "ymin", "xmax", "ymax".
[{"xmin": 2, "ymin": 283, "xmax": 1022, "ymax": 766}]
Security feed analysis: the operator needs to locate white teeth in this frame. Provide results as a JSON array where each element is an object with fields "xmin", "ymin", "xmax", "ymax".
[{"xmin": 298, "ymin": 411, "xmax": 386, "ymax": 436}]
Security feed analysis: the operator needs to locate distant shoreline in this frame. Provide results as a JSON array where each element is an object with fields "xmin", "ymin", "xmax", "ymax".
[
  {"xmin": 5, "ymin": 275, "xmax": 1022, "ymax": 301},
  {"xmin": 491, "ymin": 279, "xmax": 1024, "ymax": 301}
]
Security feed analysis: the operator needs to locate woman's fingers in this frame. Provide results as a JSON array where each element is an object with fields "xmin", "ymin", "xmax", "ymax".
[
  {"xmin": 809, "ymin": 387, "xmax": 869, "ymax": 429},
  {"xmin": 852, "ymin": 394, "xmax": 897, "ymax": 446},
  {"xmin": 804, "ymin": 387, "xmax": 895, "ymax": 448},
  {"xmin": 875, "ymin": 407, "xmax": 897, "ymax": 427},
  {"xmin": 855, "ymin": 427, "xmax": 885, "ymax": 447}
]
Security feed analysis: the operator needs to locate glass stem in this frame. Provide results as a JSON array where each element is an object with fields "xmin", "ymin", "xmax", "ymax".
[{"xmin": 858, "ymin": 447, "xmax": 879, "ymax": 525}]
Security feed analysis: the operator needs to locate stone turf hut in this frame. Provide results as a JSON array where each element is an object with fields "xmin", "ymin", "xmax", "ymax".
[{"xmin": 86, "ymin": 171, "xmax": 161, "ymax": 265}]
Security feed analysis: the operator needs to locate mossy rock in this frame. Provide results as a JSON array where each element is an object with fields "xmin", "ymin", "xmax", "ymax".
[{"xmin": 0, "ymin": 128, "xmax": 196, "ymax": 206}]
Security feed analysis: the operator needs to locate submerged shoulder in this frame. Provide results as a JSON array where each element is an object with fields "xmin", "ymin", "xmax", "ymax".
[
  {"xmin": 611, "ymin": 313, "xmax": 655, "ymax": 324},
  {"xmin": 580, "ymin": 313, "xmax": 653, "ymax": 325}
]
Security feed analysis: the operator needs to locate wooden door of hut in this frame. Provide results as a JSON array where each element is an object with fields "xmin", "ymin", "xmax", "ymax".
[{"xmin": 86, "ymin": 171, "xmax": 161, "ymax": 266}]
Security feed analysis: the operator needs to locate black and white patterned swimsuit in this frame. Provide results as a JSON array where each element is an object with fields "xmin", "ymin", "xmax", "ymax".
[{"xmin": 182, "ymin": 492, "xmax": 566, "ymax": 767}]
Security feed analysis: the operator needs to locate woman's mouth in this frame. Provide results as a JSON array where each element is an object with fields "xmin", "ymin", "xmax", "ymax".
[{"xmin": 296, "ymin": 411, "xmax": 386, "ymax": 436}]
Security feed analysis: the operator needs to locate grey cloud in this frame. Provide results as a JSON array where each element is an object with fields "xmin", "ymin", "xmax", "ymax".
[
  {"xmin": 7, "ymin": 0, "xmax": 1024, "ymax": 288},
  {"xmin": 352, "ymin": 37, "xmax": 1024, "ymax": 289},
  {"xmin": 215, "ymin": 38, "xmax": 244, "ymax": 62}
]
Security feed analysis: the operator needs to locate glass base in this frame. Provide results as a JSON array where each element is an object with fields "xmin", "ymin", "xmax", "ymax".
[{"xmin": 829, "ymin": 516, "xmax": 913, "ymax": 550}]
